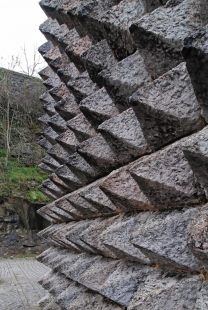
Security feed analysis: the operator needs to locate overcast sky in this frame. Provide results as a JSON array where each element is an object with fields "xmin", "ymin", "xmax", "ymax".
[{"xmin": 0, "ymin": 0, "xmax": 47, "ymax": 75}]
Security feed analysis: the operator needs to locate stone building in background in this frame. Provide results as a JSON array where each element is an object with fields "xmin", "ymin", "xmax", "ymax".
[{"xmin": 36, "ymin": 0, "xmax": 208, "ymax": 309}]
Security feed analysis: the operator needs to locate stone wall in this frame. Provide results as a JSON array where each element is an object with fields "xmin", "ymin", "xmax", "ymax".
[{"xmin": 36, "ymin": 0, "xmax": 208, "ymax": 309}]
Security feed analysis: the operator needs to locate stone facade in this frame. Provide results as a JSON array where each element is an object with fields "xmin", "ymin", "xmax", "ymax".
[{"xmin": 37, "ymin": 0, "xmax": 208, "ymax": 309}]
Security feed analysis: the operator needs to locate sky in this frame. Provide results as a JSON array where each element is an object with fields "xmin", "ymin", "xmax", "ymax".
[{"xmin": 0, "ymin": 0, "xmax": 47, "ymax": 76}]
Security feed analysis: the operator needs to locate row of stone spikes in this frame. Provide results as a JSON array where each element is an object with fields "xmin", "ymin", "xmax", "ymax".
[
  {"xmin": 38, "ymin": 0, "xmax": 208, "ymax": 121},
  {"xmin": 36, "ymin": 243, "xmax": 208, "ymax": 309},
  {"xmin": 37, "ymin": 50, "xmax": 208, "ymax": 204}
]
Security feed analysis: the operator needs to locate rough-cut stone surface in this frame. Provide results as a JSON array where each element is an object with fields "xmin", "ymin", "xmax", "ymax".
[
  {"xmin": 182, "ymin": 126, "xmax": 208, "ymax": 198},
  {"xmin": 37, "ymin": 1, "xmax": 208, "ymax": 308},
  {"xmin": 129, "ymin": 140, "xmax": 206, "ymax": 209},
  {"xmin": 130, "ymin": 62, "xmax": 205, "ymax": 147},
  {"xmin": 98, "ymin": 51, "xmax": 151, "ymax": 109},
  {"xmin": 130, "ymin": 0, "xmax": 208, "ymax": 78},
  {"xmin": 81, "ymin": 39, "xmax": 117, "ymax": 84},
  {"xmin": 79, "ymin": 87, "xmax": 119, "ymax": 127},
  {"xmin": 183, "ymin": 25, "xmax": 208, "ymax": 122}
]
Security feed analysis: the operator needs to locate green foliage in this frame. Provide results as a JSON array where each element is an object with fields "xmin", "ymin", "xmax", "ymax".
[
  {"xmin": 0, "ymin": 148, "xmax": 49, "ymax": 203},
  {"xmin": 26, "ymin": 190, "xmax": 50, "ymax": 203}
]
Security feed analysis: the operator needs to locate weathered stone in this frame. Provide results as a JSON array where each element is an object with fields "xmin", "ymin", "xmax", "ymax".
[
  {"xmin": 41, "ymin": 178, "xmax": 68, "ymax": 197},
  {"xmin": 39, "ymin": 137, "xmax": 53, "ymax": 150},
  {"xmin": 47, "ymin": 143, "xmax": 69, "ymax": 164},
  {"xmin": 38, "ymin": 204, "xmax": 63, "ymax": 221},
  {"xmin": 43, "ymin": 75, "xmax": 62, "ymax": 90},
  {"xmin": 183, "ymin": 25, "xmax": 208, "ymax": 122},
  {"xmin": 57, "ymin": 27, "xmax": 80, "ymax": 50},
  {"xmin": 98, "ymin": 108, "xmax": 151, "ymax": 162},
  {"xmin": 42, "ymin": 126, "xmax": 59, "ymax": 145},
  {"xmin": 187, "ymin": 204, "xmax": 208, "ymax": 271},
  {"xmin": 50, "ymin": 172, "xmax": 71, "ymax": 192},
  {"xmin": 182, "ymin": 126, "xmax": 208, "ymax": 198},
  {"xmin": 39, "ymin": 162, "xmax": 54, "ymax": 175},
  {"xmin": 43, "ymin": 46, "xmax": 62, "ymax": 64},
  {"xmin": 100, "ymin": 213, "xmax": 151, "ymax": 263},
  {"xmin": 62, "ymin": 254, "xmax": 101, "ymax": 283},
  {"xmin": 130, "ymin": 0, "xmax": 208, "ymax": 78},
  {"xmin": 98, "ymin": 51, "xmax": 151, "ymax": 109},
  {"xmin": 55, "ymin": 164, "xmax": 84, "ymax": 189},
  {"xmin": 38, "ymin": 113, "xmax": 52, "ymax": 124},
  {"xmin": 100, "ymin": 262, "xmax": 151, "ymax": 306},
  {"xmin": 66, "ymin": 152, "xmax": 99, "ymax": 181},
  {"xmin": 130, "ymin": 62, "xmax": 205, "ymax": 148},
  {"xmin": 80, "ymin": 87, "xmax": 119, "ymax": 127},
  {"xmin": 128, "ymin": 272, "xmax": 203, "ymax": 310},
  {"xmin": 81, "ymin": 40, "xmax": 117, "ymax": 84},
  {"xmin": 67, "ymin": 70, "xmax": 99, "ymax": 102},
  {"xmin": 38, "ymin": 40, "xmax": 54, "ymax": 56},
  {"xmin": 39, "ymin": 0, "xmax": 62, "ymax": 20},
  {"xmin": 79, "ymin": 179, "xmax": 119, "ymax": 214},
  {"xmin": 77, "ymin": 134, "xmax": 118, "ymax": 173},
  {"xmin": 78, "ymin": 257, "xmax": 119, "ymax": 292},
  {"xmin": 54, "ymin": 96, "xmax": 80, "ymax": 120},
  {"xmin": 49, "ymin": 82, "xmax": 71, "ymax": 102},
  {"xmin": 129, "ymin": 140, "xmax": 206, "ymax": 209},
  {"xmin": 131, "ymin": 207, "xmax": 202, "ymax": 270},
  {"xmin": 55, "ymin": 197, "xmax": 84, "ymax": 220},
  {"xmin": 39, "ymin": 65, "xmax": 56, "ymax": 80},
  {"xmin": 47, "ymin": 113, "xmax": 67, "ymax": 133},
  {"xmin": 55, "ymin": 129, "xmax": 79, "ymax": 153},
  {"xmin": 39, "ymin": 185, "xmax": 60, "ymax": 201},
  {"xmin": 50, "ymin": 52, "xmax": 71, "ymax": 74},
  {"xmin": 57, "ymin": 62, "xmax": 80, "ymax": 85},
  {"xmin": 67, "ymin": 191, "xmax": 99, "ymax": 217},
  {"xmin": 39, "ymin": 18, "xmax": 61, "ymax": 45},
  {"xmin": 67, "ymin": 113, "xmax": 97, "ymax": 141},
  {"xmin": 65, "ymin": 35, "xmax": 93, "ymax": 71},
  {"xmin": 80, "ymin": 216, "xmax": 119, "ymax": 258},
  {"xmin": 42, "ymin": 154, "xmax": 60, "ymax": 170},
  {"xmin": 56, "ymin": 282, "xmax": 85, "ymax": 309},
  {"xmin": 100, "ymin": 168, "xmax": 153, "ymax": 212},
  {"xmin": 67, "ymin": 290, "xmax": 123, "ymax": 310}
]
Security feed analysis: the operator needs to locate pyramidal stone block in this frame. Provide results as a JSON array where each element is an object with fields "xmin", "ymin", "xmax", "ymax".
[
  {"xmin": 182, "ymin": 126, "xmax": 208, "ymax": 198},
  {"xmin": 131, "ymin": 207, "xmax": 202, "ymax": 271},
  {"xmin": 42, "ymin": 154, "xmax": 60, "ymax": 170},
  {"xmin": 43, "ymin": 75, "xmax": 61, "ymax": 90},
  {"xmin": 99, "ymin": 213, "xmax": 151, "ymax": 263},
  {"xmin": 187, "ymin": 204, "xmax": 208, "ymax": 271},
  {"xmin": 47, "ymin": 143, "xmax": 69, "ymax": 164},
  {"xmin": 57, "ymin": 62, "xmax": 80, "ymax": 85},
  {"xmin": 67, "ymin": 113, "xmax": 97, "ymax": 141},
  {"xmin": 49, "ymin": 82, "xmax": 71, "ymax": 102},
  {"xmin": 39, "ymin": 65, "xmax": 56, "ymax": 80},
  {"xmin": 38, "ymin": 113, "xmax": 51, "ymax": 124},
  {"xmin": 42, "ymin": 126, "xmax": 59, "ymax": 145},
  {"xmin": 130, "ymin": 0, "xmax": 208, "ymax": 78},
  {"xmin": 67, "ymin": 70, "xmax": 99, "ymax": 102},
  {"xmin": 48, "ymin": 113, "xmax": 67, "ymax": 133},
  {"xmin": 50, "ymin": 52, "xmax": 71, "ymax": 74},
  {"xmin": 39, "ymin": 138, "xmax": 53, "ymax": 150},
  {"xmin": 65, "ymin": 34, "xmax": 93, "ymax": 71},
  {"xmin": 79, "ymin": 87, "xmax": 119, "ymax": 127},
  {"xmin": 39, "ymin": 162, "xmax": 54, "ymax": 175},
  {"xmin": 55, "ymin": 197, "xmax": 84, "ymax": 220},
  {"xmin": 43, "ymin": 46, "xmax": 62, "ymax": 64},
  {"xmin": 55, "ymin": 129, "xmax": 79, "ymax": 153},
  {"xmin": 183, "ymin": 25, "xmax": 208, "ymax": 122},
  {"xmin": 129, "ymin": 140, "xmax": 206, "ymax": 209},
  {"xmin": 100, "ymin": 167, "xmax": 153, "ymax": 212},
  {"xmin": 55, "ymin": 164, "xmax": 84, "ymax": 189},
  {"xmin": 38, "ymin": 40, "xmax": 53, "ymax": 56},
  {"xmin": 98, "ymin": 51, "xmax": 151, "ymax": 109},
  {"xmin": 81, "ymin": 39, "xmax": 117, "ymax": 84},
  {"xmin": 54, "ymin": 96, "xmax": 80, "ymax": 121},
  {"xmin": 77, "ymin": 134, "xmax": 118, "ymax": 173},
  {"xmin": 130, "ymin": 62, "xmax": 205, "ymax": 148},
  {"xmin": 98, "ymin": 108, "xmax": 152, "ymax": 162}
]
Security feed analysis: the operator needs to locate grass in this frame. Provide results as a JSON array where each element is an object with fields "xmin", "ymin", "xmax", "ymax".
[{"xmin": 0, "ymin": 149, "xmax": 50, "ymax": 203}]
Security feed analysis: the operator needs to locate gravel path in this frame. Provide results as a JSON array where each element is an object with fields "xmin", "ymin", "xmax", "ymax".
[{"xmin": 0, "ymin": 259, "xmax": 50, "ymax": 310}]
